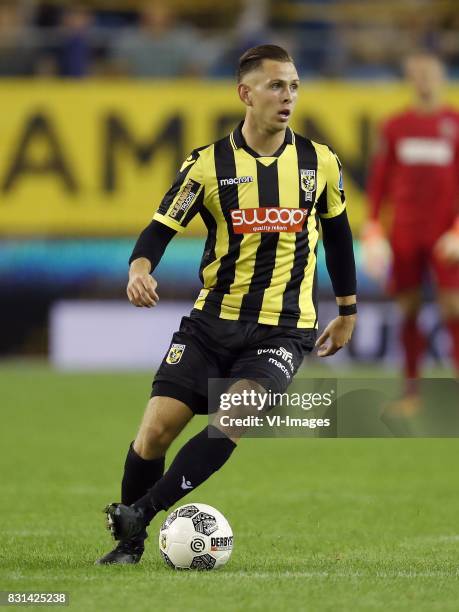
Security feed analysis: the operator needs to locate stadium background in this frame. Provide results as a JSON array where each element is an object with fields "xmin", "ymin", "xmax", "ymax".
[
  {"xmin": 1, "ymin": 2, "xmax": 459, "ymax": 611},
  {"xmin": 1, "ymin": 0, "xmax": 458, "ymax": 370}
]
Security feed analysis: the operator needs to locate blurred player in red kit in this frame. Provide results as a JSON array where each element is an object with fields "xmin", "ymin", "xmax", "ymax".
[{"xmin": 363, "ymin": 52, "xmax": 459, "ymax": 406}]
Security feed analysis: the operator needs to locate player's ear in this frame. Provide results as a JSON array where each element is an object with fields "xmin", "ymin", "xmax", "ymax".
[{"xmin": 238, "ymin": 83, "xmax": 252, "ymax": 107}]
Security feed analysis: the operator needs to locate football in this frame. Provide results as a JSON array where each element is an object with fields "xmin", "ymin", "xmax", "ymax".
[{"xmin": 158, "ymin": 503, "xmax": 233, "ymax": 570}]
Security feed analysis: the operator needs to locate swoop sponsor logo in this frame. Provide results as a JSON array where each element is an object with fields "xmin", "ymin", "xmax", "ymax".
[{"xmin": 231, "ymin": 207, "xmax": 308, "ymax": 234}]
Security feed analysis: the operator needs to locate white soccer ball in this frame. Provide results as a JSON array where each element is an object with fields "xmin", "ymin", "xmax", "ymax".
[{"xmin": 158, "ymin": 503, "xmax": 233, "ymax": 570}]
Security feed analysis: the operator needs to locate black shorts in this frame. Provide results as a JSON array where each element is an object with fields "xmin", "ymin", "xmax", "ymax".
[{"xmin": 151, "ymin": 309, "xmax": 316, "ymax": 415}]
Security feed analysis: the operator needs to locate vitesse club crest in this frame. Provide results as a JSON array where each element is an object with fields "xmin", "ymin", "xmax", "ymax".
[
  {"xmin": 166, "ymin": 343, "xmax": 186, "ymax": 365},
  {"xmin": 300, "ymin": 169, "xmax": 316, "ymax": 202},
  {"xmin": 160, "ymin": 533, "xmax": 167, "ymax": 550}
]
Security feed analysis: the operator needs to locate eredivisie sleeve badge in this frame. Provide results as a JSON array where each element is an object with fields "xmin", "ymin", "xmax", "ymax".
[{"xmin": 166, "ymin": 343, "xmax": 186, "ymax": 365}]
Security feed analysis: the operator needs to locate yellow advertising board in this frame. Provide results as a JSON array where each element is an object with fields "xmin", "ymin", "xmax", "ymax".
[{"xmin": 1, "ymin": 80, "xmax": 458, "ymax": 236}]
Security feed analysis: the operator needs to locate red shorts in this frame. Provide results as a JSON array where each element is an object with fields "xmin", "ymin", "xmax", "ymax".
[{"xmin": 389, "ymin": 239, "xmax": 459, "ymax": 294}]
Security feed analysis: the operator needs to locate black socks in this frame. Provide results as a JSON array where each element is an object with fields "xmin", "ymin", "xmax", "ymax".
[
  {"xmin": 121, "ymin": 442, "xmax": 165, "ymax": 506},
  {"xmin": 133, "ymin": 425, "xmax": 236, "ymax": 521}
]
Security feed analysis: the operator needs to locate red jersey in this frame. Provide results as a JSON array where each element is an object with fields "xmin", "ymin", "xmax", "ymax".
[{"xmin": 367, "ymin": 106, "xmax": 459, "ymax": 242}]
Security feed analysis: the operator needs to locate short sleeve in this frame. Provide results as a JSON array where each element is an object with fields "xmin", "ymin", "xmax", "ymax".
[
  {"xmin": 317, "ymin": 148, "xmax": 346, "ymax": 219},
  {"xmin": 153, "ymin": 149, "xmax": 205, "ymax": 233}
]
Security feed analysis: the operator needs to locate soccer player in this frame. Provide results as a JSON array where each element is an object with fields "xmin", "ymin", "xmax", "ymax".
[
  {"xmin": 96, "ymin": 44, "xmax": 357, "ymax": 565},
  {"xmin": 363, "ymin": 52, "xmax": 459, "ymax": 408}
]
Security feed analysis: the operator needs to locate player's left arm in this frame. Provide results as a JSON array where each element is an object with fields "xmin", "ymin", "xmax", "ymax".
[{"xmin": 315, "ymin": 148, "xmax": 357, "ymax": 357}]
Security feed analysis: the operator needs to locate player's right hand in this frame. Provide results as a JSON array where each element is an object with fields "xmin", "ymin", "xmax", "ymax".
[
  {"xmin": 127, "ymin": 272, "xmax": 159, "ymax": 307},
  {"xmin": 360, "ymin": 219, "xmax": 392, "ymax": 283}
]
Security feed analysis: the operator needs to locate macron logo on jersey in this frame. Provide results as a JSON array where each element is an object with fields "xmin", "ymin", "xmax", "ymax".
[{"xmin": 219, "ymin": 176, "xmax": 254, "ymax": 186}]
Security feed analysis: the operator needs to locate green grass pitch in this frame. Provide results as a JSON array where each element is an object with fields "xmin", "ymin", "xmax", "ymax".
[{"xmin": 1, "ymin": 363, "xmax": 459, "ymax": 611}]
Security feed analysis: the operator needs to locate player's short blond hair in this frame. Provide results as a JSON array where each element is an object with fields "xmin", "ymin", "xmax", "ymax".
[{"xmin": 237, "ymin": 45, "xmax": 294, "ymax": 83}]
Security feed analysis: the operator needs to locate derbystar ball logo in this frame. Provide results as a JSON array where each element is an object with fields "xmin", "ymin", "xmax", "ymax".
[
  {"xmin": 231, "ymin": 207, "xmax": 308, "ymax": 234},
  {"xmin": 210, "ymin": 536, "xmax": 233, "ymax": 551}
]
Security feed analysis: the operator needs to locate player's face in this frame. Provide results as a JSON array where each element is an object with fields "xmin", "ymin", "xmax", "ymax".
[
  {"xmin": 239, "ymin": 60, "xmax": 299, "ymax": 132},
  {"xmin": 405, "ymin": 56, "xmax": 445, "ymax": 103}
]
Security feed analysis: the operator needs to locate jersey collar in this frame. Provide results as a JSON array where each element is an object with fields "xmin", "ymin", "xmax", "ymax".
[{"xmin": 230, "ymin": 121, "xmax": 295, "ymax": 158}]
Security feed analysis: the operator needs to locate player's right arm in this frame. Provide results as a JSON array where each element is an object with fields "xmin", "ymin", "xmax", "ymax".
[{"xmin": 127, "ymin": 149, "xmax": 205, "ymax": 307}]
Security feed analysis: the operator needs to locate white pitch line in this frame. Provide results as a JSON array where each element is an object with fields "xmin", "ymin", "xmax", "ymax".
[
  {"xmin": 3, "ymin": 569, "xmax": 458, "ymax": 580},
  {"xmin": 6, "ymin": 530, "xmax": 55, "ymax": 537},
  {"xmin": 168, "ymin": 570, "xmax": 459, "ymax": 579},
  {"xmin": 400, "ymin": 534, "xmax": 459, "ymax": 546}
]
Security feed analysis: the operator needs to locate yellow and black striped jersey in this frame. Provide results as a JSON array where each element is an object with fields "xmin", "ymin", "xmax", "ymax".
[{"xmin": 154, "ymin": 123, "xmax": 346, "ymax": 329}]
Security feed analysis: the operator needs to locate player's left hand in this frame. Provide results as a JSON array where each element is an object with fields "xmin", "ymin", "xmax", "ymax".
[
  {"xmin": 315, "ymin": 315, "xmax": 356, "ymax": 357},
  {"xmin": 434, "ymin": 225, "xmax": 459, "ymax": 264}
]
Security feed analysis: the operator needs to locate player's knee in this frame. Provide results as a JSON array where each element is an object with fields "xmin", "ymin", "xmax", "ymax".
[
  {"xmin": 137, "ymin": 406, "xmax": 177, "ymax": 455},
  {"xmin": 151, "ymin": 420, "xmax": 175, "ymax": 445},
  {"xmin": 136, "ymin": 421, "xmax": 175, "ymax": 456}
]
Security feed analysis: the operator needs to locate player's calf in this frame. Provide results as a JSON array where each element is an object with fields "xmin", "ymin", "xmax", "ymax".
[{"xmin": 134, "ymin": 396, "xmax": 193, "ymax": 459}]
